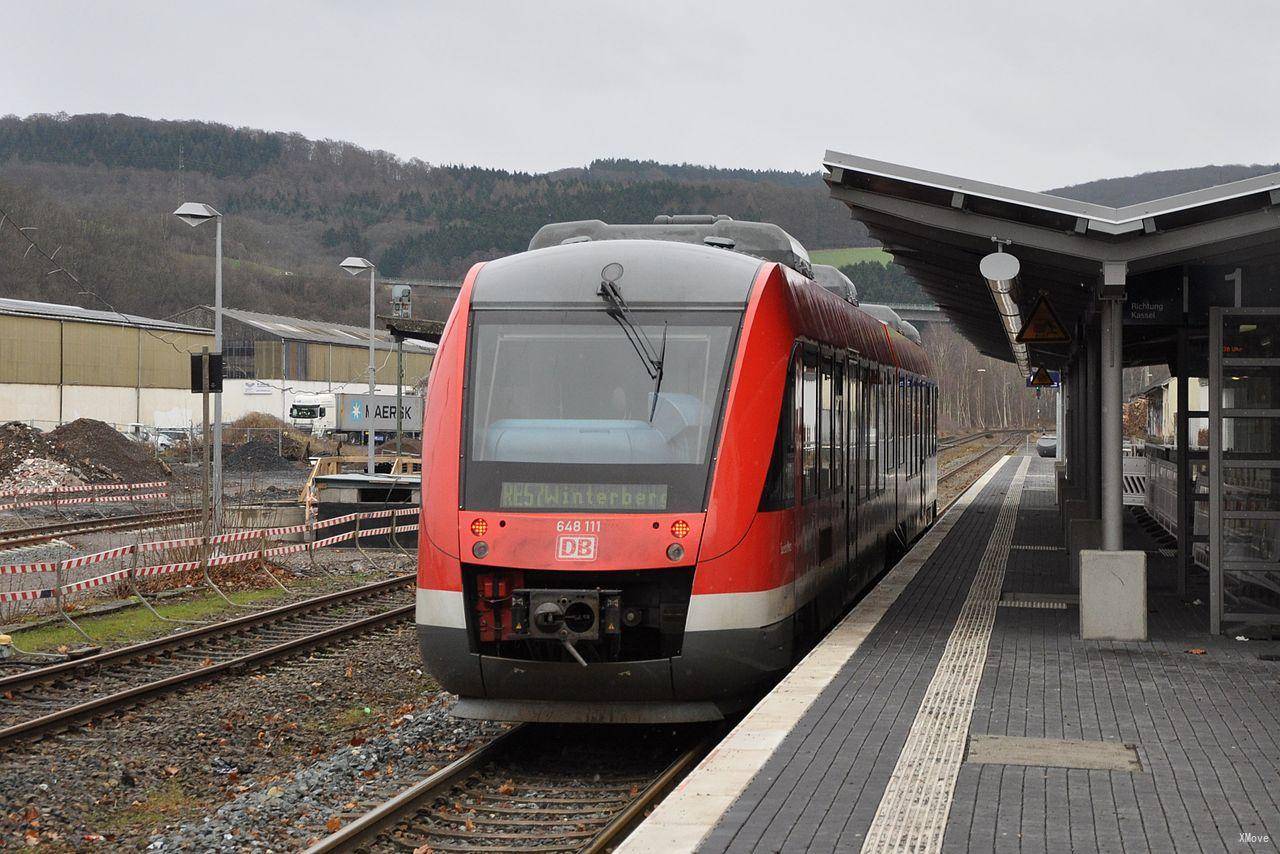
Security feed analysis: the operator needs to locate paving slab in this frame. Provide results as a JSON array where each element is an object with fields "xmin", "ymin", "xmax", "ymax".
[{"xmin": 622, "ymin": 453, "xmax": 1280, "ymax": 853}]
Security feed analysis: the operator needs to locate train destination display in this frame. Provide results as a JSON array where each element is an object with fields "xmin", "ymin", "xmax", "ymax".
[{"xmin": 499, "ymin": 481, "xmax": 669, "ymax": 511}]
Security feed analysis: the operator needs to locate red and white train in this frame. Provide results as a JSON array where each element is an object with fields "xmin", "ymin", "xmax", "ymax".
[{"xmin": 417, "ymin": 216, "xmax": 937, "ymax": 723}]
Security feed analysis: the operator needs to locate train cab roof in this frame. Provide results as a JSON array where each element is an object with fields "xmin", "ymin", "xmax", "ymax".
[{"xmin": 529, "ymin": 215, "xmax": 813, "ymax": 279}]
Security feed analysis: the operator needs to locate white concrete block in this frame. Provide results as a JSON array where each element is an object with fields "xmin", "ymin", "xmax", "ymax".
[{"xmin": 1080, "ymin": 550, "xmax": 1147, "ymax": 640}]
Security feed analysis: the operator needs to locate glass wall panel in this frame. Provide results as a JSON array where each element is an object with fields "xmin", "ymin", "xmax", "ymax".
[
  {"xmin": 1222, "ymin": 417, "xmax": 1280, "ymax": 456},
  {"xmin": 1222, "ymin": 364, "xmax": 1280, "ymax": 408},
  {"xmin": 1222, "ymin": 518, "xmax": 1280, "ymax": 562},
  {"xmin": 1224, "ymin": 570, "xmax": 1280, "ymax": 616},
  {"xmin": 1223, "ymin": 317, "xmax": 1280, "ymax": 358},
  {"xmin": 1223, "ymin": 466, "xmax": 1280, "ymax": 512}
]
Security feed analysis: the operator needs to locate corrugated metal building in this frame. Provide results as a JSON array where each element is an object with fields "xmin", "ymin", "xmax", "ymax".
[
  {"xmin": 169, "ymin": 306, "xmax": 434, "ymax": 388},
  {"xmin": 0, "ymin": 298, "xmax": 213, "ymax": 428}
]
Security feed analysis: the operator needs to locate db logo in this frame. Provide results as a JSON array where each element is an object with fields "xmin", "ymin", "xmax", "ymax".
[{"xmin": 556, "ymin": 535, "xmax": 597, "ymax": 561}]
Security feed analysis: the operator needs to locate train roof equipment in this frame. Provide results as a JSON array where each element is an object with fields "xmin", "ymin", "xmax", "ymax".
[
  {"xmin": 529, "ymin": 215, "xmax": 813, "ymax": 278},
  {"xmin": 858, "ymin": 303, "xmax": 907, "ymax": 336},
  {"xmin": 811, "ymin": 264, "xmax": 859, "ymax": 305}
]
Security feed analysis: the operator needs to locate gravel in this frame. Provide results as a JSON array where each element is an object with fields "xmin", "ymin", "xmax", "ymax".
[
  {"xmin": 0, "ymin": 622, "xmax": 484, "ymax": 850},
  {"xmin": 225, "ymin": 441, "xmax": 302, "ymax": 473},
  {"xmin": 147, "ymin": 698, "xmax": 503, "ymax": 851}
]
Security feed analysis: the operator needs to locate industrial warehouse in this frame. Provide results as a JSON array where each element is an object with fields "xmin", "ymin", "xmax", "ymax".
[{"xmin": 0, "ymin": 298, "xmax": 433, "ymax": 432}]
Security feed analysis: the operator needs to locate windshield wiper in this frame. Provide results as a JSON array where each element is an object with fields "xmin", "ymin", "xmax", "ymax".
[
  {"xmin": 598, "ymin": 280, "xmax": 662, "ymax": 381},
  {"xmin": 649, "ymin": 321, "xmax": 668, "ymax": 421}
]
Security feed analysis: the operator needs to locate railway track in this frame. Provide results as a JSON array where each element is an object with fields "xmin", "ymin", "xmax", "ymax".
[
  {"xmin": 937, "ymin": 431, "xmax": 1028, "ymax": 514},
  {"xmin": 937, "ymin": 430, "xmax": 994, "ymax": 451},
  {"xmin": 940, "ymin": 431, "xmax": 1027, "ymax": 481},
  {"xmin": 306, "ymin": 722, "xmax": 713, "ymax": 854},
  {"xmin": 0, "ymin": 574, "xmax": 413, "ymax": 748},
  {"xmin": 305, "ymin": 432, "xmax": 1029, "ymax": 854},
  {"xmin": 0, "ymin": 508, "xmax": 201, "ymax": 551}
]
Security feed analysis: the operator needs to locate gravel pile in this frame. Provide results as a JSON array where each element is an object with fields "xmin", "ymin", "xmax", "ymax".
[
  {"xmin": 0, "ymin": 457, "xmax": 84, "ymax": 494},
  {"xmin": 0, "ymin": 422, "xmax": 111, "ymax": 486},
  {"xmin": 225, "ymin": 440, "xmax": 301, "ymax": 473},
  {"xmin": 49, "ymin": 419, "xmax": 171, "ymax": 484}
]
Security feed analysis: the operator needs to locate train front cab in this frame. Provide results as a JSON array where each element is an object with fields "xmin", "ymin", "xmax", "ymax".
[{"xmin": 416, "ymin": 249, "xmax": 937, "ymax": 723}]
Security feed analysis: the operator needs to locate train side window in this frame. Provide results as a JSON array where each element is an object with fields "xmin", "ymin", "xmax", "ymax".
[
  {"xmin": 866, "ymin": 372, "xmax": 873, "ymax": 497},
  {"xmin": 801, "ymin": 354, "xmax": 818, "ymax": 501},
  {"xmin": 849, "ymin": 363, "xmax": 860, "ymax": 496},
  {"xmin": 886, "ymin": 371, "xmax": 895, "ymax": 475},
  {"xmin": 932, "ymin": 385, "xmax": 938, "ymax": 455},
  {"xmin": 871, "ymin": 371, "xmax": 880, "ymax": 494},
  {"xmin": 913, "ymin": 381, "xmax": 920, "ymax": 474},
  {"xmin": 829, "ymin": 361, "xmax": 839, "ymax": 491},
  {"xmin": 759, "ymin": 353, "xmax": 797, "ymax": 511},
  {"xmin": 880, "ymin": 370, "xmax": 889, "ymax": 490},
  {"xmin": 907, "ymin": 377, "xmax": 913, "ymax": 473},
  {"xmin": 819, "ymin": 356, "xmax": 832, "ymax": 494}
]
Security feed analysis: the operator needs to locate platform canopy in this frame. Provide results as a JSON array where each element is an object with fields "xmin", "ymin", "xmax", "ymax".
[{"xmin": 823, "ymin": 151, "xmax": 1280, "ymax": 369}]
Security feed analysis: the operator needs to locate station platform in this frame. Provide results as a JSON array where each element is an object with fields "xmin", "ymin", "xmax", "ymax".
[{"xmin": 622, "ymin": 452, "xmax": 1280, "ymax": 853}]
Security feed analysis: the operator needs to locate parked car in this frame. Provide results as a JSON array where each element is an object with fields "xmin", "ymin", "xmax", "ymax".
[{"xmin": 1036, "ymin": 434, "xmax": 1058, "ymax": 457}]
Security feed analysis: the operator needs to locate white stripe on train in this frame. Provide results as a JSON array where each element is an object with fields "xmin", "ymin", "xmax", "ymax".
[{"xmin": 414, "ymin": 584, "xmax": 797, "ymax": 633}]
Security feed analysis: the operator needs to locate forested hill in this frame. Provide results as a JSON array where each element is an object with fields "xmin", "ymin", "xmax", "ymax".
[
  {"xmin": 1049, "ymin": 164, "xmax": 1280, "ymax": 207},
  {"xmin": 0, "ymin": 112, "xmax": 1273, "ymax": 325}
]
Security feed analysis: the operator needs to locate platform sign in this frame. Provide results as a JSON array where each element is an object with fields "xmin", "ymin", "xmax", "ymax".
[
  {"xmin": 1016, "ymin": 293, "xmax": 1072, "ymax": 344},
  {"xmin": 1026, "ymin": 367, "xmax": 1060, "ymax": 388},
  {"xmin": 335, "ymin": 393, "xmax": 423, "ymax": 432}
]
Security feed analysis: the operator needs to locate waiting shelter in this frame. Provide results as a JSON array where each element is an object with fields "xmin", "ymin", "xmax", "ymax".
[{"xmin": 823, "ymin": 151, "xmax": 1280, "ymax": 636}]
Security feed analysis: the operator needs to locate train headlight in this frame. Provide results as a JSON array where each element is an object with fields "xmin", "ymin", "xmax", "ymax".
[
  {"xmin": 670, "ymin": 519, "xmax": 690, "ymax": 539},
  {"xmin": 470, "ymin": 518, "xmax": 488, "ymax": 537},
  {"xmin": 472, "ymin": 541, "xmax": 490, "ymax": 559},
  {"xmin": 666, "ymin": 543, "xmax": 684, "ymax": 562}
]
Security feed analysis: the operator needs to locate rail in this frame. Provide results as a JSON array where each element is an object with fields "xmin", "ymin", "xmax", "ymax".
[
  {"xmin": 305, "ymin": 722, "xmax": 715, "ymax": 854},
  {"xmin": 0, "ymin": 509, "xmax": 199, "ymax": 551},
  {"xmin": 0, "ymin": 574, "xmax": 413, "ymax": 748}
]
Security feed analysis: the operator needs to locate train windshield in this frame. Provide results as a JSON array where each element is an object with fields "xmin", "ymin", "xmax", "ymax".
[{"xmin": 464, "ymin": 309, "xmax": 741, "ymax": 512}]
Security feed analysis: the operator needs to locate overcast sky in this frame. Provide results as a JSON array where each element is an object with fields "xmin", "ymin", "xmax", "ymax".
[{"xmin": 6, "ymin": 0, "xmax": 1279, "ymax": 190}]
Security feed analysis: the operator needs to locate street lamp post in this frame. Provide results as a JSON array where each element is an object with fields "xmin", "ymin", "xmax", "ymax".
[
  {"xmin": 174, "ymin": 202, "xmax": 224, "ymax": 532},
  {"xmin": 340, "ymin": 257, "xmax": 378, "ymax": 476}
]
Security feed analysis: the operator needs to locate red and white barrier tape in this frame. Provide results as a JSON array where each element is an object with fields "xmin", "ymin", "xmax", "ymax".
[
  {"xmin": 60, "ymin": 567, "xmax": 132, "ymax": 595},
  {"xmin": 0, "ymin": 588, "xmax": 55, "ymax": 603},
  {"xmin": 263, "ymin": 542, "xmax": 309, "ymax": 558},
  {"xmin": 60, "ymin": 545, "xmax": 135, "ymax": 570},
  {"xmin": 0, "ymin": 561, "xmax": 59, "ymax": 576},
  {"xmin": 0, "ymin": 480, "xmax": 168, "ymax": 500},
  {"xmin": 137, "ymin": 535, "xmax": 205, "ymax": 553},
  {"xmin": 135, "ymin": 560, "xmax": 203, "ymax": 578},
  {"xmin": 314, "ymin": 512, "xmax": 360, "ymax": 529},
  {"xmin": 3, "ymin": 506, "xmax": 421, "ymax": 599},
  {"xmin": 0, "ymin": 490, "xmax": 169, "ymax": 512}
]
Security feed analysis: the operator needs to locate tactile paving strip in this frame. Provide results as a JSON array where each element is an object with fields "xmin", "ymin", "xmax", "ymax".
[{"xmin": 860, "ymin": 456, "xmax": 1031, "ymax": 854}]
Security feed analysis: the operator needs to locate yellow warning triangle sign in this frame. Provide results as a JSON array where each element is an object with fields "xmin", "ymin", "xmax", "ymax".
[
  {"xmin": 1029, "ymin": 366, "xmax": 1055, "ymax": 387},
  {"xmin": 1016, "ymin": 292, "xmax": 1072, "ymax": 344}
]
